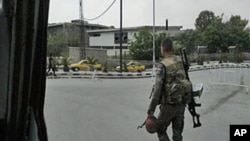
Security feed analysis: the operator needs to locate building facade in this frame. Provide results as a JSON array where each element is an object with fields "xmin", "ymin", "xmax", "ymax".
[
  {"xmin": 48, "ymin": 19, "xmax": 113, "ymax": 47},
  {"xmin": 87, "ymin": 26, "xmax": 184, "ymax": 56},
  {"xmin": 48, "ymin": 21, "xmax": 185, "ymax": 59},
  {"xmin": 48, "ymin": 20, "xmax": 113, "ymax": 59}
]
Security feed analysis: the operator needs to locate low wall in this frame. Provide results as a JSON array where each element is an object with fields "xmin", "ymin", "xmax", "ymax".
[
  {"xmin": 243, "ymin": 53, "xmax": 250, "ymax": 60},
  {"xmin": 107, "ymin": 59, "xmax": 154, "ymax": 68},
  {"xmin": 188, "ymin": 52, "xmax": 250, "ymax": 63},
  {"xmin": 69, "ymin": 47, "xmax": 107, "ymax": 63}
]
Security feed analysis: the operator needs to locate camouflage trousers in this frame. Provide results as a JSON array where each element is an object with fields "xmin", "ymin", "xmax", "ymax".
[{"xmin": 155, "ymin": 103, "xmax": 186, "ymax": 141}]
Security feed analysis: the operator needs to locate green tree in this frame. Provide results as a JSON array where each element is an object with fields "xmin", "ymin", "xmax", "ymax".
[
  {"xmin": 47, "ymin": 32, "xmax": 66, "ymax": 56},
  {"xmin": 245, "ymin": 28, "xmax": 250, "ymax": 51},
  {"xmin": 198, "ymin": 14, "xmax": 249, "ymax": 53},
  {"xmin": 47, "ymin": 31, "xmax": 81, "ymax": 56},
  {"xmin": 226, "ymin": 15, "xmax": 248, "ymax": 29},
  {"xmin": 172, "ymin": 41, "xmax": 182, "ymax": 55},
  {"xmin": 129, "ymin": 28, "xmax": 166, "ymax": 60},
  {"xmin": 224, "ymin": 15, "xmax": 249, "ymax": 51},
  {"xmin": 175, "ymin": 10, "xmax": 217, "ymax": 54},
  {"xmin": 175, "ymin": 29, "xmax": 201, "ymax": 53},
  {"xmin": 67, "ymin": 36, "xmax": 80, "ymax": 47},
  {"xmin": 201, "ymin": 16, "xmax": 226, "ymax": 53},
  {"xmin": 179, "ymin": 11, "xmax": 249, "ymax": 54},
  {"xmin": 195, "ymin": 10, "xmax": 215, "ymax": 32},
  {"xmin": 129, "ymin": 28, "xmax": 153, "ymax": 60}
]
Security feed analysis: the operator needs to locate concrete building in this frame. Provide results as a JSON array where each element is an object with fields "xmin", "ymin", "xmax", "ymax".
[
  {"xmin": 48, "ymin": 19, "xmax": 113, "ymax": 47},
  {"xmin": 48, "ymin": 21, "xmax": 184, "ymax": 61},
  {"xmin": 48, "ymin": 20, "xmax": 113, "ymax": 60},
  {"xmin": 48, "ymin": 19, "xmax": 112, "ymax": 34},
  {"xmin": 87, "ymin": 26, "xmax": 184, "ymax": 56}
]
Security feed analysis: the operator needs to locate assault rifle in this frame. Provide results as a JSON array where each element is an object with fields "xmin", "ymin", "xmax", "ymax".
[{"xmin": 180, "ymin": 48, "xmax": 202, "ymax": 128}]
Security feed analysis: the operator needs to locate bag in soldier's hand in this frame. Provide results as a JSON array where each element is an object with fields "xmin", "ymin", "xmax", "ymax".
[{"xmin": 145, "ymin": 115, "xmax": 157, "ymax": 134}]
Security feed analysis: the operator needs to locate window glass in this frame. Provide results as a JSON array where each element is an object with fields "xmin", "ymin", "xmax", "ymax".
[{"xmin": 0, "ymin": 0, "xmax": 2, "ymax": 10}]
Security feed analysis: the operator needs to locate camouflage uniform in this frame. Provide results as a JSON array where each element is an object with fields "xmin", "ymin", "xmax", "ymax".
[{"xmin": 147, "ymin": 55, "xmax": 191, "ymax": 141}]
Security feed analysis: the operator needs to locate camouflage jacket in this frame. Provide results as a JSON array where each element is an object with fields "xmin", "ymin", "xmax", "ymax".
[{"xmin": 147, "ymin": 55, "xmax": 192, "ymax": 115}]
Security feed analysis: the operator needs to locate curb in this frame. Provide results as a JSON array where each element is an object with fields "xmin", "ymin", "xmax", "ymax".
[
  {"xmin": 47, "ymin": 72, "xmax": 152, "ymax": 79},
  {"xmin": 47, "ymin": 63, "xmax": 250, "ymax": 79}
]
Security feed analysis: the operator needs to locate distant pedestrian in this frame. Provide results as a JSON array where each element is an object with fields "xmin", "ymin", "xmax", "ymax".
[{"xmin": 47, "ymin": 54, "xmax": 56, "ymax": 76}]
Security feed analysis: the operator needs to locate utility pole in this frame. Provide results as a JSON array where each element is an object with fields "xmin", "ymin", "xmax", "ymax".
[
  {"xmin": 152, "ymin": 0, "xmax": 156, "ymax": 78},
  {"xmin": 79, "ymin": 0, "xmax": 86, "ymax": 59},
  {"xmin": 119, "ymin": 0, "xmax": 123, "ymax": 73}
]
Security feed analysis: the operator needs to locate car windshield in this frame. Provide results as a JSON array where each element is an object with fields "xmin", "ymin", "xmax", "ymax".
[
  {"xmin": 78, "ymin": 60, "xmax": 88, "ymax": 64},
  {"xmin": 135, "ymin": 62, "xmax": 141, "ymax": 65},
  {"xmin": 129, "ymin": 63, "xmax": 135, "ymax": 66},
  {"xmin": 127, "ymin": 61, "xmax": 138, "ymax": 66}
]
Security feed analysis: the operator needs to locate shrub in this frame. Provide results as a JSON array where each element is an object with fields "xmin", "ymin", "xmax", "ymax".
[
  {"xmin": 187, "ymin": 55, "xmax": 197, "ymax": 63},
  {"xmin": 62, "ymin": 57, "xmax": 72, "ymax": 72},
  {"xmin": 219, "ymin": 53, "xmax": 228, "ymax": 63},
  {"xmin": 197, "ymin": 54, "xmax": 206, "ymax": 65},
  {"xmin": 227, "ymin": 52, "xmax": 244, "ymax": 63},
  {"xmin": 102, "ymin": 61, "xmax": 108, "ymax": 73}
]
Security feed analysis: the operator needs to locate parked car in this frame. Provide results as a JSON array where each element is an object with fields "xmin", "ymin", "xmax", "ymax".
[
  {"xmin": 116, "ymin": 61, "xmax": 145, "ymax": 72},
  {"xmin": 70, "ymin": 60, "xmax": 102, "ymax": 71}
]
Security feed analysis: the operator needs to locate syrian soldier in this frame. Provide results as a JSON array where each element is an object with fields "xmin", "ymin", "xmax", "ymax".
[{"xmin": 147, "ymin": 38, "xmax": 192, "ymax": 141}]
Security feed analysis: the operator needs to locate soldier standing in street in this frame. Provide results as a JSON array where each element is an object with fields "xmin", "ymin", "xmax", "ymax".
[{"xmin": 147, "ymin": 38, "xmax": 192, "ymax": 141}]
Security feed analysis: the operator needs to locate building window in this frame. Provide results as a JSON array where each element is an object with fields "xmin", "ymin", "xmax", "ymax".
[
  {"xmin": 89, "ymin": 33, "xmax": 101, "ymax": 37},
  {"xmin": 114, "ymin": 32, "xmax": 128, "ymax": 44}
]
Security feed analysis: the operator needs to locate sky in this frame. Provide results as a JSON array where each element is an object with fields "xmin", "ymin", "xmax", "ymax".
[{"xmin": 48, "ymin": 0, "xmax": 250, "ymax": 29}]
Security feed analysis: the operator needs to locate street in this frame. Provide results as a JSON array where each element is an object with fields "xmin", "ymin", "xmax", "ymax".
[{"xmin": 45, "ymin": 70, "xmax": 250, "ymax": 141}]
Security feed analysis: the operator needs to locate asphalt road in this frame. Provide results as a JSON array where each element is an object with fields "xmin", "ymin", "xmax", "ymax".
[{"xmin": 45, "ymin": 69, "xmax": 250, "ymax": 141}]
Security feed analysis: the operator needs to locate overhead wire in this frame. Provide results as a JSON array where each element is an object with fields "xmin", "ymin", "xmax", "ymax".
[{"xmin": 83, "ymin": 0, "xmax": 117, "ymax": 21}]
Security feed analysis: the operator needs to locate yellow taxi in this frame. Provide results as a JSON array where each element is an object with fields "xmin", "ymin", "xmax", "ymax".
[
  {"xmin": 116, "ymin": 61, "xmax": 145, "ymax": 72},
  {"xmin": 70, "ymin": 60, "xmax": 102, "ymax": 71}
]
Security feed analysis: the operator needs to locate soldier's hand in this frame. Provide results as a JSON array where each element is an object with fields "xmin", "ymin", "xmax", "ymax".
[{"xmin": 147, "ymin": 109, "xmax": 154, "ymax": 116}]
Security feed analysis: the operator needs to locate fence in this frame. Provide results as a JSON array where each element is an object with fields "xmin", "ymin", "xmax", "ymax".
[{"xmin": 208, "ymin": 63, "xmax": 250, "ymax": 93}]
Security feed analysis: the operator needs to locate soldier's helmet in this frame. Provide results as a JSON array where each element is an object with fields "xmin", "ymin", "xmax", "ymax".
[{"xmin": 145, "ymin": 115, "xmax": 157, "ymax": 134}]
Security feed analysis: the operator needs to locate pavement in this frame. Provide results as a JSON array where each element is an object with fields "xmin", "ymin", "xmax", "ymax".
[
  {"xmin": 44, "ymin": 70, "xmax": 250, "ymax": 141},
  {"xmin": 47, "ymin": 62, "xmax": 250, "ymax": 79}
]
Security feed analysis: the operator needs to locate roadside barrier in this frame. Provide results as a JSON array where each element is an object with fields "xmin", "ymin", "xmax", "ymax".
[{"xmin": 207, "ymin": 63, "xmax": 250, "ymax": 94}]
